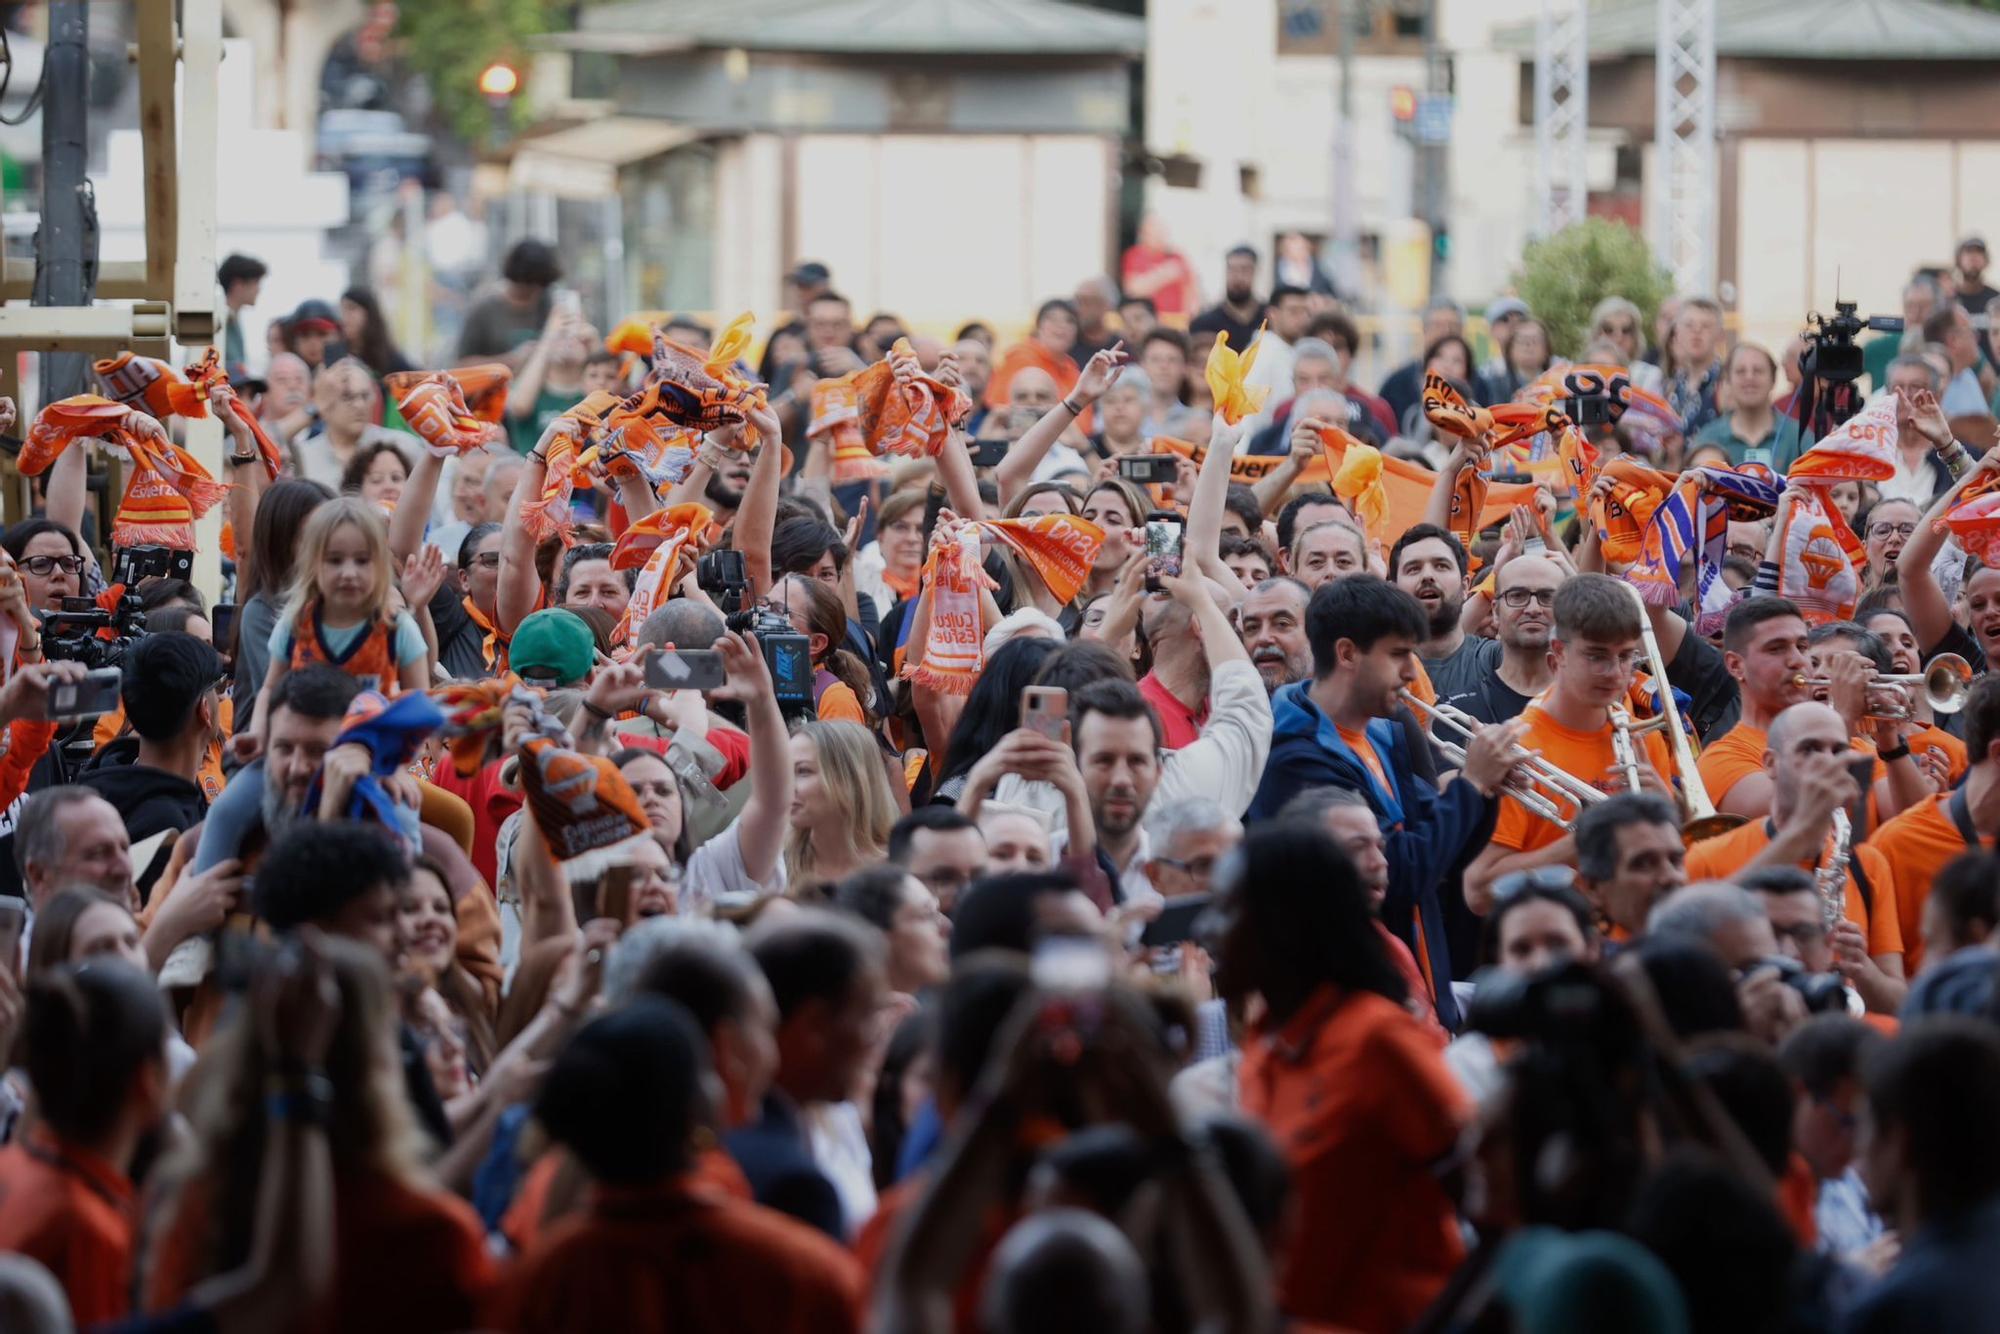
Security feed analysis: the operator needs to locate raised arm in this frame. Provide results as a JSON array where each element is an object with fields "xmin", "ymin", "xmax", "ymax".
[
  {"xmin": 1899, "ymin": 448, "xmax": 2000, "ymax": 649},
  {"xmin": 995, "ymin": 344, "xmax": 1127, "ymax": 505},
  {"xmin": 507, "ymin": 306, "xmax": 568, "ymax": 419},
  {"xmin": 1422, "ymin": 436, "xmax": 1481, "ymax": 534},
  {"xmin": 736, "ymin": 403, "xmax": 784, "ymax": 600},
  {"xmin": 1184, "ymin": 413, "xmax": 1241, "ymax": 590},
  {"xmin": 390, "ymin": 448, "xmax": 447, "ymax": 564},
  {"xmin": 929, "ymin": 351, "xmax": 988, "ymax": 524},
  {"xmin": 709, "ymin": 630, "xmax": 791, "ymax": 886},
  {"xmin": 496, "ymin": 433, "xmax": 552, "ymax": 632},
  {"xmin": 1251, "ymin": 416, "xmax": 1325, "ymax": 515}
]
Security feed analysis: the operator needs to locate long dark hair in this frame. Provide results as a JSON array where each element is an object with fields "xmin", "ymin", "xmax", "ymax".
[
  {"xmin": 938, "ymin": 637, "xmax": 1061, "ymax": 786},
  {"xmin": 242, "ymin": 478, "xmax": 334, "ymax": 604},
  {"xmin": 1222, "ymin": 824, "xmax": 1405, "ymax": 1008},
  {"xmin": 339, "ymin": 286, "xmax": 411, "ymax": 377}
]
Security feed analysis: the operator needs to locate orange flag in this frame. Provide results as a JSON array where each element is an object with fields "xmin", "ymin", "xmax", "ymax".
[
  {"xmin": 1588, "ymin": 458, "xmax": 1674, "ymax": 564},
  {"xmin": 1317, "ymin": 427, "xmax": 1540, "ymax": 541},
  {"xmin": 976, "ymin": 512, "xmax": 1105, "ymax": 605},
  {"xmin": 1205, "ymin": 325, "xmax": 1270, "ymax": 426}
]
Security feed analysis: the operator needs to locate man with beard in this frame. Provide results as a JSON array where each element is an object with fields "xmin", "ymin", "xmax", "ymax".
[
  {"xmin": 1391, "ymin": 524, "xmax": 1493, "ymax": 711},
  {"xmin": 1454, "ymin": 554, "xmax": 1562, "ymax": 725},
  {"xmin": 1237, "ymin": 577, "xmax": 1313, "ymax": 693},
  {"xmin": 1063, "ymin": 679, "xmax": 1166, "ymax": 906},
  {"xmin": 188, "ymin": 666, "xmax": 362, "ymax": 871},
  {"xmin": 1189, "ymin": 245, "xmax": 1265, "ymax": 353}
]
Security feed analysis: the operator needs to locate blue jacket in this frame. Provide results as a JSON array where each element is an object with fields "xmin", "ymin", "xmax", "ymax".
[
  {"xmin": 723, "ymin": 1093, "xmax": 844, "ymax": 1240},
  {"xmin": 1247, "ymin": 683, "xmax": 1498, "ymax": 1030}
]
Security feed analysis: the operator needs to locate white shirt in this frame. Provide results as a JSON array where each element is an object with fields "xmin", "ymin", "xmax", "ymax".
[
  {"xmin": 1877, "ymin": 446, "xmax": 1939, "ymax": 508},
  {"xmin": 803, "ymin": 1099, "xmax": 876, "ymax": 1238},
  {"xmin": 994, "ymin": 659, "xmax": 1274, "ymax": 828},
  {"xmin": 1944, "ymin": 366, "xmax": 1988, "ymax": 417}
]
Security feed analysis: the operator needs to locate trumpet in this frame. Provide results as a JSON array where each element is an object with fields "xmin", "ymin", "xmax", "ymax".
[
  {"xmin": 1400, "ymin": 690, "xmax": 1609, "ymax": 830},
  {"xmin": 1618, "ymin": 583, "xmax": 1746, "ymax": 843},
  {"xmin": 1792, "ymin": 653, "xmax": 1974, "ymax": 717}
]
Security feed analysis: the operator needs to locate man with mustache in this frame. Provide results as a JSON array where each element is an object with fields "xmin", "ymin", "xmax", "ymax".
[{"xmin": 1237, "ymin": 577, "xmax": 1313, "ymax": 693}]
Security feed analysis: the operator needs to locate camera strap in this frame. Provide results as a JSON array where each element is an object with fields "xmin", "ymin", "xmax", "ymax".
[{"xmin": 1949, "ymin": 784, "xmax": 1992, "ymax": 853}]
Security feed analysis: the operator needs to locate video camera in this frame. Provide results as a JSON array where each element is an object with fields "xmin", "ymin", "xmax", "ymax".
[
  {"xmin": 696, "ymin": 545, "xmax": 816, "ymax": 715},
  {"xmin": 1802, "ymin": 300, "xmax": 1903, "ymax": 387},
  {"xmin": 38, "ymin": 545, "xmax": 192, "ymax": 670},
  {"xmin": 1757, "ymin": 955, "xmax": 1849, "ymax": 1015}
]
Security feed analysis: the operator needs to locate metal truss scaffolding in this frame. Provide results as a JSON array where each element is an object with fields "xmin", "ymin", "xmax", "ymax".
[
  {"xmin": 1653, "ymin": 0, "xmax": 1716, "ymax": 293},
  {"xmin": 1533, "ymin": 0, "xmax": 1589, "ymax": 236}
]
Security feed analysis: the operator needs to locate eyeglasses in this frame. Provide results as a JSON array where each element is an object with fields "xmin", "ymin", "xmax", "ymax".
[
  {"xmin": 19, "ymin": 555, "xmax": 83, "ymax": 576},
  {"xmin": 1868, "ymin": 522, "xmax": 1917, "ymax": 539},
  {"xmin": 1498, "ymin": 588, "xmax": 1558, "ymax": 609},
  {"xmin": 1770, "ymin": 919, "xmax": 1827, "ymax": 947}
]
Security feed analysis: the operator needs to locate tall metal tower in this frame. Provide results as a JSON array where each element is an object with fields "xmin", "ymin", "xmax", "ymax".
[
  {"xmin": 1654, "ymin": 0, "xmax": 1716, "ymax": 294},
  {"xmin": 1533, "ymin": 0, "xmax": 1589, "ymax": 236}
]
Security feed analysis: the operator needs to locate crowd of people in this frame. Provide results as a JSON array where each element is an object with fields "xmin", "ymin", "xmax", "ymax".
[{"xmin": 1, "ymin": 230, "xmax": 1999, "ymax": 1334}]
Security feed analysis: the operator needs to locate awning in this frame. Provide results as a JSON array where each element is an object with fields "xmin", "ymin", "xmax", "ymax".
[{"xmin": 508, "ymin": 118, "xmax": 703, "ymax": 200}]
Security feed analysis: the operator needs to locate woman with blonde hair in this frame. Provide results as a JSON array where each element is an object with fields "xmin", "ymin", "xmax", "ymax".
[
  {"xmin": 140, "ymin": 936, "xmax": 496, "ymax": 1330},
  {"xmin": 784, "ymin": 720, "xmax": 899, "ymax": 890},
  {"xmin": 1586, "ymin": 296, "xmax": 1665, "ymax": 395}
]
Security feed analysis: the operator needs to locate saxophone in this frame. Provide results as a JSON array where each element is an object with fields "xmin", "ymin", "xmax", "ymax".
[{"xmin": 1818, "ymin": 807, "xmax": 1853, "ymax": 931}]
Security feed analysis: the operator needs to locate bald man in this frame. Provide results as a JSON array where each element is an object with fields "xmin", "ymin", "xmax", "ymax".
[
  {"xmin": 1456, "ymin": 553, "xmax": 1563, "ymax": 725},
  {"xmin": 1686, "ymin": 701, "xmax": 1907, "ymax": 1011}
]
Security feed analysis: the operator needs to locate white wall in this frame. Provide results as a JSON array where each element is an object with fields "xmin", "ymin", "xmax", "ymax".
[{"xmin": 782, "ymin": 134, "xmax": 1112, "ymax": 334}]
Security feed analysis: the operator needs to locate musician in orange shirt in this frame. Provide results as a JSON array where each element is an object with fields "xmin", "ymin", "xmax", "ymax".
[
  {"xmin": 1685, "ymin": 702, "xmax": 1906, "ymax": 1012},
  {"xmin": 1864, "ymin": 607, "xmax": 1969, "ymax": 787},
  {"xmin": 1465, "ymin": 574, "xmax": 1678, "ymax": 914},
  {"xmin": 1867, "ymin": 672, "xmax": 2000, "ymax": 973},
  {"xmin": 1698, "ymin": 596, "xmax": 1813, "ymax": 819}
]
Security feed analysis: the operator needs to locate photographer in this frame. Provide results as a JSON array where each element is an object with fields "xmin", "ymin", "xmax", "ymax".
[{"xmin": 77, "ymin": 632, "xmax": 223, "ymax": 902}]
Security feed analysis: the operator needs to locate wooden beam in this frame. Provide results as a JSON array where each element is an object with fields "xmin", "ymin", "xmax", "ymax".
[{"xmin": 133, "ymin": 2, "xmax": 180, "ymax": 299}]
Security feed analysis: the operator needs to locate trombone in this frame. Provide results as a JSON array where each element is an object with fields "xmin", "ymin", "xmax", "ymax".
[
  {"xmin": 1619, "ymin": 583, "xmax": 1746, "ymax": 844},
  {"xmin": 1400, "ymin": 690, "xmax": 1609, "ymax": 830},
  {"xmin": 1791, "ymin": 653, "xmax": 1974, "ymax": 718}
]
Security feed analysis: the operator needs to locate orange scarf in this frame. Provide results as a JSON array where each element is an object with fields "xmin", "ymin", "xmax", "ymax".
[
  {"xmin": 641, "ymin": 328, "xmax": 766, "ymax": 432},
  {"xmin": 976, "ymin": 512, "xmax": 1105, "ymax": 605},
  {"xmin": 907, "ymin": 514, "xmax": 991, "ymax": 696},
  {"xmin": 1588, "ymin": 458, "xmax": 1674, "ymax": 564},
  {"xmin": 461, "ymin": 596, "xmax": 508, "ymax": 673},
  {"xmin": 23, "ymin": 396, "xmax": 228, "ymax": 549},
  {"xmin": 389, "ymin": 367, "xmax": 512, "ymax": 457},
  {"xmin": 433, "ymin": 674, "xmax": 519, "ymax": 776},
  {"xmin": 608, "ymin": 503, "xmax": 713, "ymax": 648}
]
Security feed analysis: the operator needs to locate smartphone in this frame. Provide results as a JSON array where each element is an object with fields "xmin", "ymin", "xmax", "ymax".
[
  {"xmin": 210, "ymin": 602, "xmax": 237, "ymax": 653},
  {"xmin": 555, "ymin": 288, "xmax": 582, "ymax": 319},
  {"xmin": 644, "ymin": 648, "xmax": 727, "ymax": 692},
  {"xmin": 1031, "ymin": 934, "xmax": 1112, "ymax": 993},
  {"xmin": 0, "ymin": 898, "xmax": 23, "ymax": 976},
  {"xmin": 1021, "ymin": 685, "xmax": 1068, "ymax": 742},
  {"xmin": 968, "ymin": 437, "xmax": 1008, "ymax": 469},
  {"xmin": 1141, "ymin": 893, "xmax": 1214, "ymax": 949},
  {"xmin": 45, "ymin": 667, "xmax": 122, "ymax": 721},
  {"xmin": 1144, "ymin": 518, "xmax": 1183, "ymax": 591},
  {"xmin": 572, "ymin": 865, "xmax": 639, "ymax": 928},
  {"xmin": 1117, "ymin": 454, "xmax": 1180, "ymax": 485}
]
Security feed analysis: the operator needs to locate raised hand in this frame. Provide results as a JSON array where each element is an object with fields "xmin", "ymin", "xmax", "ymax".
[
  {"xmin": 1072, "ymin": 342, "xmax": 1130, "ymax": 403},
  {"xmin": 400, "ymin": 544, "xmax": 448, "ymax": 610}
]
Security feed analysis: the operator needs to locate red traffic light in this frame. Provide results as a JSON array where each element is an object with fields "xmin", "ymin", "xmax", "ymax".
[{"xmin": 1390, "ymin": 86, "xmax": 1417, "ymax": 122}]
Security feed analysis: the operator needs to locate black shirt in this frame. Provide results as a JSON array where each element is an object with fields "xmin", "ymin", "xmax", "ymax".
[
  {"xmin": 1666, "ymin": 624, "xmax": 1741, "ymax": 745},
  {"xmin": 1188, "ymin": 302, "xmax": 1265, "ymax": 353}
]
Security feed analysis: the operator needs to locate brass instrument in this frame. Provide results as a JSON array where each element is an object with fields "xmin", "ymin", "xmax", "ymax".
[
  {"xmin": 1792, "ymin": 652, "xmax": 1974, "ymax": 719},
  {"xmin": 1819, "ymin": 807, "xmax": 1854, "ymax": 932},
  {"xmin": 1400, "ymin": 690, "xmax": 1609, "ymax": 830},
  {"xmin": 1607, "ymin": 704, "xmax": 1645, "ymax": 794},
  {"xmin": 1619, "ymin": 584, "xmax": 1746, "ymax": 843}
]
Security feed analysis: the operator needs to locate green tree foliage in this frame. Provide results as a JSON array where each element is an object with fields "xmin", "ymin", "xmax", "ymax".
[
  {"xmin": 1513, "ymin": 218, "xmax": 1674, "ymax": 360},
  {"xmin": 394, "ymin": 0, "xmax": 561, "ymax": 146}
]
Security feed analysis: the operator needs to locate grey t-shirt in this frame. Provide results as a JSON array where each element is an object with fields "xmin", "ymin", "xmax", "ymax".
[{"xmin": 1424, "ymin": 635, "xmax": 1503, "ymax": 715}]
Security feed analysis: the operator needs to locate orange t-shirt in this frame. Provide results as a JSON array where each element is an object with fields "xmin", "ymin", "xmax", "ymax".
[
  {"xmin": 1684, "ymin": 818, "xmax": 1904, "ymax": 959},
  {"xmin": 1697, "ymin": 721, "xmax": 1769, "ymax": 810},
  {"xmin": 149, "ymin": 1167, "xmax": 495, "ymax": 1332},
  {"xmin": 504, "ymin": 1145, "xmax": 750, "ymax": 1256},
  {"xmin": 816, "ymin": 678, "xmax": 867, "ymax": 726},
  {"xmin": 1407, "ymin": 656, "xmax": 1437, "ymax": 708},
  {"xmin": 1335, "ymin": 725, "xmax": 1393, "ymax": 794},
  {"xmin": 1237, "ymin": 985, "xmax": 1471, "ymax": 1332},
  {"xmin": 1867, "ymin": 793, "xmax": 1975, "ymax": 974},
  {"xmin": 1909, "ymin": 723, "xmax": 1969, "ymax": 786},
  {"xmin": 0, "ymin": 1130, "xmax": 134, "ymax": 1327},
  {"xmin": 494, "ymin": 1179, "xmax": 866, "ymax": 1334},
  {"xmin": 1491, "ymin": 701, "xmax": 1675, "ymax": 857}
]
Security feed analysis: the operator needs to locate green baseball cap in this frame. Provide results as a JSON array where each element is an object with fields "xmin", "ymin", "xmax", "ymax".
[{"xmin": 510, "ymin": 608, "xmax": 596, "ymax": 686}]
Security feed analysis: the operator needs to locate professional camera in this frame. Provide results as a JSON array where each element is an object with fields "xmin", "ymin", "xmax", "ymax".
[
  {"xmin": 1464, "ymin": 958, "xmax": 1641, "ymax": 1056},
  {"xmin": 1802, "ymin": 300, "xmax": 1902, "ymax": 386},
  {"xmin": 38, "ymin": 544, "xmax": 193, "ymax": 671},
  {"xmin": 696, "ymin": 548, "xmax": 748, "ymax": 614},
  {"xmin": 725, "ymin": 602, "xmax": 815, "ymax": 715},
  {"xmin": 1757, "ymin": 955, "xmax": 1849, "ymax": 1015}
]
